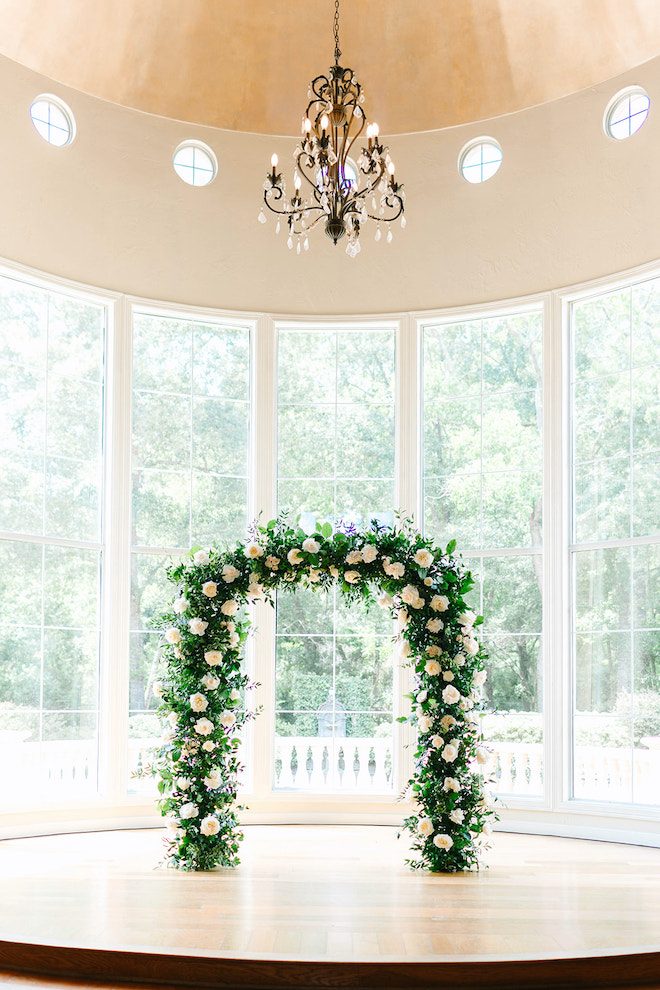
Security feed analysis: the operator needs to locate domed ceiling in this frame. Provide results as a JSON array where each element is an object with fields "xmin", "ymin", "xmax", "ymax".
[{"xmin": 1, "ymin": 0, "xmax": 660, "ymax": 135}]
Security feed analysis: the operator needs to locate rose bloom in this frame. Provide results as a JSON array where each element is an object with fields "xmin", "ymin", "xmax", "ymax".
[
  {"xmin": 443, "ymin": 671, "xmax": 455, "ymax": 682},
  {"xmin": 229, "ymin": 688, "xmax": 241, "ymax": 702},
  {"xmin": 425, "ymin": 659, "xmax": 441, "ymax": 676},
  {"xmin": 398, "ymin": 608, "xmax": 409, "ymax": 627},
  {"xmin": 413, "ymin": 548, "xmax": 434, "ymax": 568},
  {"xmin": 400, "ymin": 639, "xmax": 412, "ymax": 657},
  {"xmin": 475, "ymin": 746, "xmax": 492, "ymax": 766},
  {"xmin": 454, "ymin": 652, "xmax": 467, "ymax": 667},
  {"xmin": 424, "ymin": 577, "xmax": 433, "ymax": 587},
  {"xmin": 442, "ymin": 685, "xmax": 461, "ymax": 705},
  {"xmin": 204, "ymin": 650, "xmax": 222, "ymax": 666},
  {"xmin": 433, "ymin": 833, "xmax": 454, "ymax": 850},
  {"xmin": 458, "ymin": 610, "xmax": 476, "ymax": 627},
  {"xmin": 176, "ymin": 777, "xmax": 191, "ymax": 790},
  {"xmin": 329, "ymin": 566, "xmax": 339, "ymax": 578},
  {"xmin": 202, "ymin": 581, "xmax": 218, "ymax": 598},
  {"xmin": 417, "ymin": 818, "xmax": 434, "ymax": 837},
  {"xmin": 473, "ymin": 669, "xmax": 488, "ymax": 688},
  {"xmin": 179, "ymin": 802, "xmax": 198, "ymax": 819},
  {"xmin": 426, "ymin": 618, "xmax": 444, "ymax": 633},
  {"xmin": 418, "ymin": 714, "xmax": 433, "ymax": 733},
  {"xmin": 443, "ymin": 777, "xmax": 460, "ymax": 792},
  {"xmin": 425, "ymin": 644, "xmax": 440, "ymax": 657},
  {"xmin": 200, "ymin": 816, "xmax": 221, "ymax": 837},
  {"xmin": 167, "ymin": 711, "xmax": 179, "ymax": 728},
  {"xmin": 430, "ymin": 595, "xmax": 450, "ymax": 612},
  {"xmin": 345, "ymin": 549, "xmax": 362, "ymax": 564},
  {"xmin": 228, "ymin": 632, "xmax": 240, "ymax": 648},
  {"xmin": 189, "ymin": 692, "xmax": 208, "ymax": 712},
  {"xmin": 202, "ymin": 740, "xmax": 216, "ymax": 752},
  {"xmin": 401, "ymin": 583, "xmax": 420, "ymax": 606},
  {"xmin": 222, "ymin": 564, "xmax": 240, "ymax": 583},
  {"xmin": 165, "ymin": 627, "xmax": 181, "ymax": 645},
  {"xmin": 344, "ymin": 570, "xmax": 361, "ymax": 584},
  {"xmin": 411, "ymin": 595, "xmax": 425, "ymax": 610},
  {"xmin": 449, "ymin": 809, "xmax": 465, "ymax": 825},
  {"xmin": 362, "ymin": 544, "xmax": 378, "ymax": 563},
  {"xmin": 221, "ymin": 599, "xmax": 238, "ymax": 616},
  {"xmin": 287, "ymin": 548, "xmax": 303, "ymax": 565},
  {"xmin": 152, "ymin": 680, "xmax": 164, "ymax": 699},
  {"xmin": 385, "ymin": 560, "xmax": 406, "ymax": 579},
  {"xmin": 464, "ymin": 638, "xmax": 479, "ymax": 656},
  {"xmin": 431, "ymin": 734, "xmax": 443, "ymax": 749},
  {"xmin": 189, "ymin": 618, "xmax": 209, "ymax": 636},
  {"xmin": 194, "ymin": 717, "xmax": 214, "ymax": 736},
  {"xmin": 377, "ymin": 592, "xmax": 394, "ymax": 608},
  {"xmin": 481, "ymin": 822, "xmax": 493, "ymax": 837},
  {"xmin": 308, "ymin": 568, "xmax": 322, "ymax": 583},
  {"xmin": 244, "ymin": 541, "xmax": 264, "ymax": 559},
  {"xmin": 219, "ymin": 710, "xmax": 237, "ymax": 728},
  {"xmin": 302, "ymin": 537, "xmax": 321, "ymax": 554},
  {"xmin": 201, "ymin": 673, "xmax": 220, "ymax": 690},
  {"xmin": 224, "ymin": 620, "xmax": 235, "ymax": 632},
  {"xmin": 417, "ymin": 689, "xmax": 428, "ymax": 703},
  {"xmin": 442, "ymin": 743, "xmax": 459, "ymax": 762},
  {"xmin": 203, "ymin": 769, "xmax": 222, "ymax": 789},
  {"xmin": 440, "ymin": 714, "xmax": 457, "ymax": 732},
  {"xmin": 193, "ymin": 549, "xmax": 210, "ymax": 566},
  {"xmin": 460, "ymin": 697, "xmax": 474, "ymax": 711},
  {"xmin": 247, "ymin": 582, "xmax": 262, "ymax": 599},
  {"xmin": 172, "ymin": 596, "xmax": 189, "ymax": 614},
  {"xmin": 265, "ymin": 555, "xmax": 280, "ymax": 570}
]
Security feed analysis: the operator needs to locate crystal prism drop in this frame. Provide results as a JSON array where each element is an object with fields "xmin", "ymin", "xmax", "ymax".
[
  {"xmin": 296, "ymin": 240, "xmax": 301, "ymax": 255},
  {"xmin": 287, "ymin": 235, "xmax": 293, "ymax": 249},
  {"xmin": 304, "ymin": 237, "xmax": 309, "ymax": 251},
  {"xmin": 275, "ymin": 220, "xmax": 281, "ymax": 235},
  {"xmin": 375, "ymin": 226, "xmax": 381, "ymax": 242},
  {"xmin": 401, "ymin": 215, "xmax": 407, "ymax": 228},
  {"xmin": 258, "ymin": 210, "xmax": 267, "ymax": 224},
  {"xmin": 387, "ymin": 229, "xmax": 393, "ymax": 243}
]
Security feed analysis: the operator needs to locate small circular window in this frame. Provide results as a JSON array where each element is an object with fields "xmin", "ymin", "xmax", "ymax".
[
  {"xmin": 604, "ymin": 86, "xmax": 650, "ymax": 140},
  {"xmin": 458, "ymin": 138, "xmax": 503, "ymax": 184},
  {"xmin": 173, "ymin": 141, "xmax": 217, "ymax": 186},
  {"xmin": 30, "ymin": 94, "xmax": 76, "ymax": 147}
]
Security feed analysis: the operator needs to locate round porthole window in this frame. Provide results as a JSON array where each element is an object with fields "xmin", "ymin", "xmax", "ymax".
[
  {"xmin": 173, "ymin": 141, "xmax": 217, "ymax": 186},
  {"xmin": 458, "ymin": 138, "xmax": 503, "ymax": 184},
  {"xmin": 30, "ymin": 94, "xmax": 76, "ymax": 147},
  {"xmin": 604, "ymin": 86, "xmax": 650, "ymax": 140}
]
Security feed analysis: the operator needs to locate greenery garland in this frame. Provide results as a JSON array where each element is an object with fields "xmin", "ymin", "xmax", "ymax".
[{"xmin": 145, "ymin": 515, "xmax": 497, "ymax": 871}]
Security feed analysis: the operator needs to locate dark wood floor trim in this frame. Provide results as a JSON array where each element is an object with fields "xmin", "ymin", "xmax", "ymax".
[{"xmin": 1, "ymin": 939, "xmax": 660, "ymax": 990}]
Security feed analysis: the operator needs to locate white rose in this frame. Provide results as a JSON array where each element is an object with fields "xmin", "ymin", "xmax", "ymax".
[
  {"xmin": 203, "ymin": 769, "xmax": 222, "ymax": 789},
  {"xmin": 189, "ymin": 618, "xmax": 208, "ymax": 636},
  {"xmin": 200, "ymin": 815, "xmax": 221, "ymax": 836},
  {"xmin": 417, "ymin": 818, "xmax": 434, "ymax": 837},
  {"xmin": 244, "ymin": 541, "xmax": 264, "ymax": 558},
  {"xmin": 202, "ymin": 581, "xmax": 218, "ymax": 598},
  {"xmin": 362, "ymin": 545, "xmax": 378, "ymax": 563},
  {"xmin": 194, "ymin": 717, "xmax": 214, "ymax": 736},
  {"xmin": 417, "ymin": 689, "xmax": 428, "ymax": 703},
  {"xmin": 167, "ymin": 711, "xmax": 178, "ymax": 728},
  {"xmin": 430, "ymin": 595, "xmax": 450, "ymax": 612},
  {"xmin": 388, "ymin": 561, "xmax": 406, "ymax": 579},
  {"xmin": 431, "ymin": 734, "xmax": 443, "ymax": 749},
  {"xmin": 222, "ymin": 564, "xmax": 240, "ymax": 583},
  {"xmin": 414, "ymin": 549, "xmax": 434, "ymax": 568},
  {"xmin": 287, "ymin": 548, "xmax": 303, "ymax": 565},
  {"xmin": 202, "ymin": 740, "xmax": 216, "ymax": 751},
  {"xmin": 224, "ymin": 620, "xmax": 235, "ymax": 632},
  {"xmin": 172, "ymin": 597, "xmax": 189, "ymax": 614},
  {"xmin": 228, "ymin": 632, "xmax": 240, "ymax": 648},
  {"xmin": 345, "ymin": 549, "xmax": 362, "ymax": 564},
  {"xmin": 377, "ymin": 592, "xmax": 394, "ymax": 608},
  {"xmin": 193, "ymin": 549, "xmax": 210, "ymax": 566},
  {"xmin": 426, "ymin": 644, "xmax": 440, "ymax": 657},
  {"xmin": 458, "ymin": 610, "xmax": 476, "ymax": 627},
  {"xmin": 443, "ymin": 671, "xmax": 454, "ymax": 682},
  {"xmin": 179, "ymin": 802, "xmax": 198, "ymax": 819},
  {"xmin": 401, "ymin": 584, "xmax": 420, "ymax": 606},
  {"xmin": 400, "ymin": 639, "xmax": 412, "ymax": 657},
  {"xmin": 464, "ymin": 638, "xmax": 479, "ymax": 656},
  {"xmin": 246, "ymin": 582, "xmax": 262, "ymax": 599},
  {"xmin": 201, "ymin": 673, "xmax": 220, "ymax": 690},
  {"xmin": 433, "ymin": 833, "xmax": 454, "ymax": 850},
  {"xmin": 442, "ymin": 685, "xmax": 461, "ymax": 705},
  {"xmin": 442, "ymin": 743, "xmax": 459, "ymax": 762},
  {"xmin": 308, "ymin": 568, "xmax": 322, "ymax": 583},
  {"xmin": 265, "ymin": 555, "xmax": 280, "ymax": 570},
  {"xmin": 229, "ymin": 688, "xmax": 241, "ymax": 702},
  {"xmin": 165, "ymin": 627, "xmax": 181, "ymax": 645},
  {"xmin": 411, "ymin": 595, "xmax": 425, "ymax": 609},
  {"xmin": 424, "ymin": 577, "xmax": 433, "ymax": 586},
  {"xmin": 449, "ymin": 809, "xmax": 465, "ymax": 825},
  {"xmin": 481, "ymin": 822, "xmax": 493, "ymax": 836},
  {"xmin": 176, "ymin": 777, "xmax": 191, "ymax": 790},
  {"xmin": 329, "ymin": 566, "xmax": 339, "ymax": 578},
  {"xmin": 221, "ymin": 599, "xmax": 238, "ymax": 616},
  {"xmin": 344, "ymin": 570, "xmax": 361, "ymax": 584},
  {"xmin": 440, "ymin": 715, "xmax": 457, "ymax": 732},
  {"xmin": 152, "ymin": 680, "xmax": 164, "ymax": 698},
  {"xmin": 475, "ymin": 746, "xmax": 492, "ymax": 766},
  {"xmin": 425, "ymin": 659, "xmax": 441, "ymax": 676},
  {"xmin": 204, "ymin": 650, "xmax": 222, "ymax": 666},
  {"xmin": 398, "ymin": 608, "xmax": 409, "ymax": 627},
  {"xmin": 418, "ymin": 714, "xmax": 433, "ymax": 733},
  {"xmin": 443, "ymin": 777, "xmax": 460, "ymax": 792},
  {"xmin": 302, "ymin": 537, "xmax": 321, "ymax": 554},
  {"xmin": 455, "ymin": 652, "xmax": 467, "ymax": 667},
  {"xmin": 189, "ymin": 692, "xmax": 208, "ymax": 712},
  {"xmin": 460, "ymin": 697, "xmax": 474, "ymax": 711},
  {"xmin": 426, "ymin": 618, "xmax": 444, "ymax": 634},
  {"xmin": 219, "ymin": 710, "xmax": 237, "ymax": 728},
  {"xmin": 473, "ymin": 669, "xmax": 488, "ymax": 688}
]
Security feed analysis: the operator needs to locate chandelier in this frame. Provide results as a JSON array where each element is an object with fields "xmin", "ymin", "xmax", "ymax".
[{"xmin": 258, "ymin": 0, "xmax": 405, "ymax": 257}]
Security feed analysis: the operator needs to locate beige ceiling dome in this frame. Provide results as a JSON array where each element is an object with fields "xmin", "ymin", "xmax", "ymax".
[{"xmin": 1, "ymin": 0, "xmax": 660, "ymax": 135}]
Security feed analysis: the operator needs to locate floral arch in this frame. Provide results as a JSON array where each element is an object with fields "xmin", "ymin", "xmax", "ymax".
[{"xmin": 148, "ymin": 516, "xmax": 497, "ymax": 872}]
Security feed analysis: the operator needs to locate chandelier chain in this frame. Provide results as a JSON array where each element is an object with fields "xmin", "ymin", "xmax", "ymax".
[{"xmin": 333, "ymin": 0, "xmax": 341, "ymax": 61}]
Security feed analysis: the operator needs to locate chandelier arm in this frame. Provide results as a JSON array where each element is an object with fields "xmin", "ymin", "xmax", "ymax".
[{"xmin": 263, "ymin": 188, "xmax": 325, "ymax": 222}]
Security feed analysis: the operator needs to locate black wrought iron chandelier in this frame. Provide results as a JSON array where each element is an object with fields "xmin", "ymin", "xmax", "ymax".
[{"xmin": 258, "ymin": 0, "xmax": 405, "ymax": 257}]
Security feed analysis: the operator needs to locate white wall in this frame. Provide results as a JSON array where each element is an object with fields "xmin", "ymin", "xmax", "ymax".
[{"xmin": 0, "ymin": 52, "xmax": 658, "ymax": 314}]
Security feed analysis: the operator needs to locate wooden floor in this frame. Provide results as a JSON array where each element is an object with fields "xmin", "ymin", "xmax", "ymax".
[{"xmin": 1, "ymin": 825, "xmax": 660, "ymax": 989}]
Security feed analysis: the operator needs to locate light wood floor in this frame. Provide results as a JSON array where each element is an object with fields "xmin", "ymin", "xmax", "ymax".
[{"xmin": 0, "ymin": 825, "xmax": 659, "ymax": 964}]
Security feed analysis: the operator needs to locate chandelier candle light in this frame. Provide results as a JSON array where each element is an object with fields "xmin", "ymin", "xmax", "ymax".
[{"xmin": 258, "ymin": 0, "xmax": 405, "ymax": 257}]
